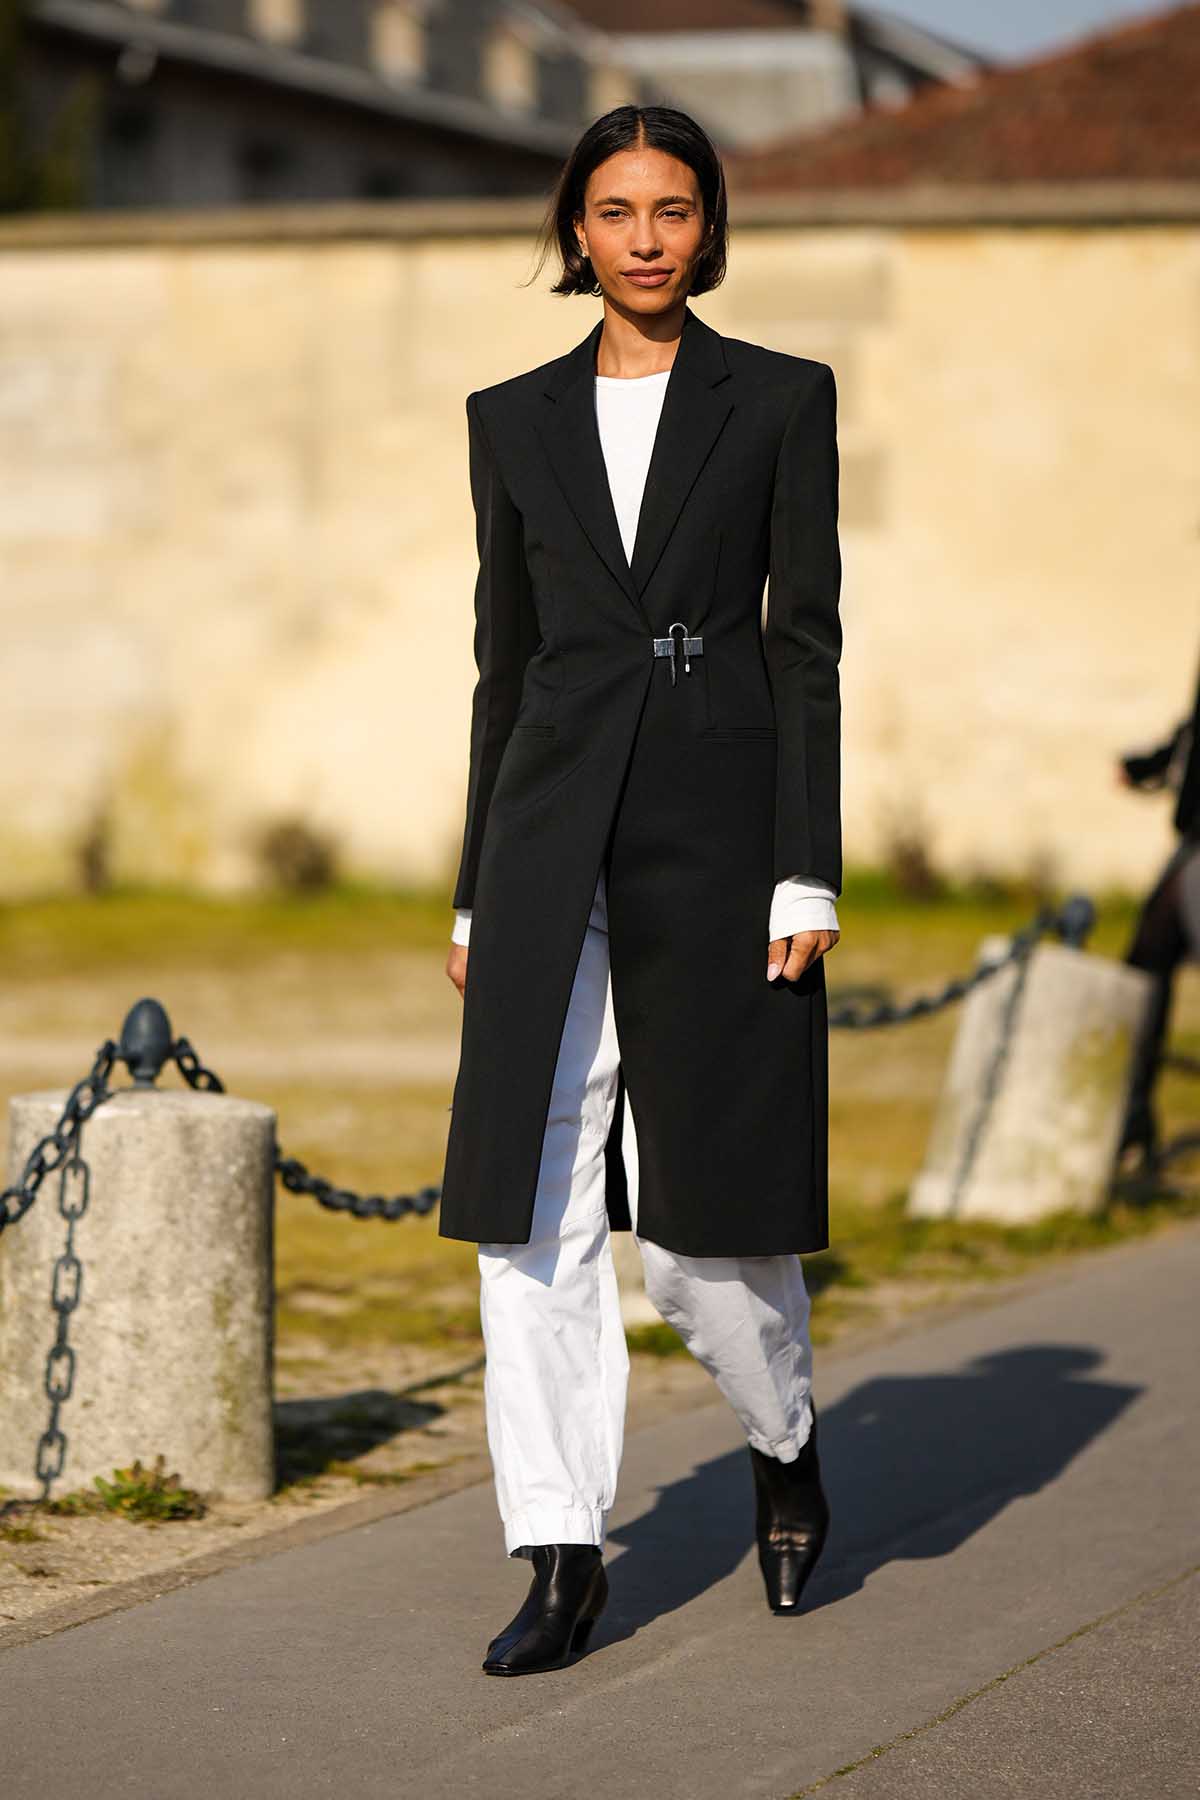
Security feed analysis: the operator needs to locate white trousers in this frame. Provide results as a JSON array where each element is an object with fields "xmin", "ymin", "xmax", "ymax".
[{"xmin": 478, "ymin": 869, "xmax": 815, "ymax": 1557}]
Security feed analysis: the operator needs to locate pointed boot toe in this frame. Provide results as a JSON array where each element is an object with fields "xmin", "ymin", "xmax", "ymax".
[
  {"xmin": 750, "ymin": 1412, "xmax": 831, "ymax": 1617},
  {"xmin": 482, "ymin": 1544, "xmax": 608, "ymax": 1676}
]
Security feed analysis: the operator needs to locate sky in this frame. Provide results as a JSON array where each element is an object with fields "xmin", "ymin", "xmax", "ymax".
[{"xmin": 874, "ymin": 0, "xmax": 1168, "ymax": 62}]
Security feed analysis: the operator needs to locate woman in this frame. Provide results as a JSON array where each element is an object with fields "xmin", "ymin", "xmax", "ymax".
[
  {"xmin": 1116, "ymin": 648, "xmax": 1200, "ymax": 1171},
  {"xmin": 441, "ymin": 104, "xmax": 842, "ymax": 1676}
]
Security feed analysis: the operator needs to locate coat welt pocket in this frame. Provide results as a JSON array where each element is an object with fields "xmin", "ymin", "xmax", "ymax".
[
  {"xmin": 511, "ymin": 723, "xmax": 558, "ymax": 738},
  {"xmin": 700, "ymin": 725, "xmax": 778, "ymax": 740}
]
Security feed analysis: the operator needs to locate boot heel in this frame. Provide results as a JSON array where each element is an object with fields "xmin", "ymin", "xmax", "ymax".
[{"xmin": 571, "ymin": 1562, "xmax": 608, "ymax": 1655}]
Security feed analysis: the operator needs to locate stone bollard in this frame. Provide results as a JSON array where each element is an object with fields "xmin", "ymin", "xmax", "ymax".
[
  {"xmin": 909, "ymin": 940, "xmax": 1152, "ymax": 1224},
  {"xmin": 0, "ymin": 1087, "xmax": 276, "ymax": 1501}
]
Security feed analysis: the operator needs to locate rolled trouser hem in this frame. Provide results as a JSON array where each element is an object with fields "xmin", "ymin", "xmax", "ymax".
[
  {"xmin": 745, "ymin": 1398, "xmax": 814, "ymax": 1463},
  {"xmin": 503, "ymin": 1505, "xmax": 607, "ymax": 1558}
]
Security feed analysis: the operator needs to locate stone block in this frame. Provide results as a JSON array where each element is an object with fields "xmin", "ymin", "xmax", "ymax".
[
  {"xmin": 0, "ymin": 1087, "xmax": 276, "ymax": 1500},
  {"xmin": 909, "ymin": 941, "xmax": 1152, "ymax": 1223}
]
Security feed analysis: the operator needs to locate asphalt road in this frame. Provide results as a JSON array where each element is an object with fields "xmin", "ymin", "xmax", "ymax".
[{"xmin": 3, "ymin": 1226, "xmax": 1197, "ymax": 1800}]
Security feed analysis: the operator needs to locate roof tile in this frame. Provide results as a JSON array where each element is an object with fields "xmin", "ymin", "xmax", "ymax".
[{"xmin": 727, "ymin": 3, "xmax": 1200, "ymax": 188}]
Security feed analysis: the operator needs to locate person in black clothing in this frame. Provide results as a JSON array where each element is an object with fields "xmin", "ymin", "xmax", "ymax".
[{"xmin": 1117, "ymin": 656, "xmax": 1200, "ymax": 1170}]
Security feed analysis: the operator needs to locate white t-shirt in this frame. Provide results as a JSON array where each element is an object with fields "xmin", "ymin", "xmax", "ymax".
[
  {"xmin": 594, "ymin": 368, "xmax": 672, "ymax": 565},
  {"xmin": 452, "ymin": 368, "xmax": 839, "ymax": 946}
]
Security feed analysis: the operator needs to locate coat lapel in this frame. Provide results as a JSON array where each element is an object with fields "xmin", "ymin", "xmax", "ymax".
[{"xmin": 537, "ymin": 305, "xmax": 734, "ymax": 627}]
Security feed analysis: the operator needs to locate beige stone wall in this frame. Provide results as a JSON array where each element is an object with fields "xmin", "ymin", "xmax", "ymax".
[{"xmin": 0, "ymin": 201, "xmax": 1196, "ymax": 901}]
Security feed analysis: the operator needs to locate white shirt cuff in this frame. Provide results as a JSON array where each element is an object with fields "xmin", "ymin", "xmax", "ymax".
[
  {"xmin": 769, "ymin": 876, "xmax": 840, "ymax": 940},
  {"xmin": 451, "ymin": 908, "xmax": 472, "ymax": 947}
]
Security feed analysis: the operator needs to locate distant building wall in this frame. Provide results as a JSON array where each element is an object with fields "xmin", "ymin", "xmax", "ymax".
[{"xmin": 0, "ymin": 193, "xmax": 1196, "ymax": 900}]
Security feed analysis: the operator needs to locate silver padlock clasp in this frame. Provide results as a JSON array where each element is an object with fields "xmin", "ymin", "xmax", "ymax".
[{"xmin": 652, "ymin": 621, "xmax": 704, "ymax": 686}]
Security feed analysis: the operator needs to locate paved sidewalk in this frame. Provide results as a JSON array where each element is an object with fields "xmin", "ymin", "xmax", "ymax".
[{"xmin": 2, "ymin": 1226, "xmax": 1197, "ymax": 1800}]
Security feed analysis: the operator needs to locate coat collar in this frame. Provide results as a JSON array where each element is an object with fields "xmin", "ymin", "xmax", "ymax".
[{"xmin": 536, "ymin": 304, "xmax": 734, "ymax": 625}]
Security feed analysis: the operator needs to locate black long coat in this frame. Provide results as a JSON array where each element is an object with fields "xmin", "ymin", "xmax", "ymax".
[{"xmin": 438, "ymin": 303, "xmax": 842, "ymax": 1256}]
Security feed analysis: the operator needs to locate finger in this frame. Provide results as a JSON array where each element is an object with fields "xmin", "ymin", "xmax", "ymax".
[
  {"xmin": 783, "ymin": 929, "xmax": 841, "ymax": 980},
  {"xmin": 783, "ymin": 934, "xmax": 817, "ymax": 980},
  {"xmin": 766, "ymin": 935, "xmax": 789, "ymax": 981}
]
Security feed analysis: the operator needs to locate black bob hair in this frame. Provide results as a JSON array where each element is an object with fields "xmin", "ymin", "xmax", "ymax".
[{"xmin": 530, "ymin": 105, "xmax": 729, "ymax": 299}]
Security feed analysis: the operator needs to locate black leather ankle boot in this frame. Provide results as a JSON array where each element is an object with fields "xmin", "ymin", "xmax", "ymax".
[
  {"xmin": 749, "ymin": 1410, "xmax": 831, "ymax": 1616},
  {"xmin": 482, "ymin": 1544, "xmax": 608, "ymax": 1676}
]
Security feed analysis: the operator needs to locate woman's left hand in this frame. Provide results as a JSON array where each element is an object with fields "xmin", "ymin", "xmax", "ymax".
[{"xmin": 767, "ymin": 929, "xmax": 839, "ymax": 982}]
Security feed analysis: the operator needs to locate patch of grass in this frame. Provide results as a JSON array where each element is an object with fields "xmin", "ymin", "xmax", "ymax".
[
  {"xmin": 275, "ymin": 1169, "xmax": 482, "ymax": 1357},
  {"xmin": 0, "ymin": 882, "xmax": 454, "ymax": 978},
  {"xmin": 614, "ymin": 1185, "xmax": 1200, "ymax": 1353},
  {"xmin": 91, "ymin": 1457, "xmax": 206, "ymax": 1523},
  {"xmin": 799, "ymin": 1182, "xmax": 1200, "ymax": 1337},
  {"xmin": 41, "ymin": 1490, "xmax": 102, "ymax": 1517},
  {"xmin": 321, "ymin": 1458, "xmax": 448, "ymax": 1488},
  {"xmin": 0, "ymin": 867, "xmax": 1144, "ymax": 1005},
  {"xmin": 625, "ymin": 1322, "xmax": 687, "ymax": 1358},
  {"xmin": 0, "ymin": 1521, "xmax": 44, "ymax": 1544}
]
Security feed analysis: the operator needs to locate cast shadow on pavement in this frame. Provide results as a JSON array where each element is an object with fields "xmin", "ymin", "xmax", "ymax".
[{"xmin": 599, "ymin": 1344, "xmax": 1142, "ymax": 1647}]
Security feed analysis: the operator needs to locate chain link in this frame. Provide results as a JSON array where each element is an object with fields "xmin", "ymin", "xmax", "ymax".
[
  {"xmin": 0, "ymin": 1040, "xmax": 117, "ymax": 1238},
  {"xmin": 170, "ymin": 1042, "xmax": 443, "ymax": 1220},
  {"xmin": 274, "ymin": 1156, "xmax": 441, "ymax": 1222},
  {"xmin": 172, "ymin": 1038, "xmax": 225, "ymax": 1093},
  {"xmin": 829, "ymin": 906, "xmax": 1059, "ymax": 1031},
  {"xmin": 35, "ymin": 1140, "xmax": 92, "ymax": 1496}
]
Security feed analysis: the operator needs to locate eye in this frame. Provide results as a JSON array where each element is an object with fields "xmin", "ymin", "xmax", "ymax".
[
  {"xmin": 599, "ymin": 209, "xmax": 623, "ymax": 220},
  {"xmin": 663, "ymin": 210, "xmax": 688, "ymax": 220}
]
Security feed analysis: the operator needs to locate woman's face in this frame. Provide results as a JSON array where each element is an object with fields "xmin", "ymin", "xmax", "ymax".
[{"xmin": 574, "ymin": 145, "xmax": 708, "ymax": 316}]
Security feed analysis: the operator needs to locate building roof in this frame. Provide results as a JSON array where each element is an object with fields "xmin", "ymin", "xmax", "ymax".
[
  {"xmin": 727, "ymin": 3, "xmax": 1200, "ymax": 189},
  {"xmin": 564, "ymin": 0, "xmax": 985, "ymax": 76},
  {"xmin": 565, "ymin": 0, "xmax": 814, "ymax": 29},
  {"xmin": 29, "ymin": 0, "xmax": 584, "ymax": 158}
]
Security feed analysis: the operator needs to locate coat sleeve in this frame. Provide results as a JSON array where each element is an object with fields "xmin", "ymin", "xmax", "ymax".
[
  {"xmin": 1121, "ymin": 723, "xmax": 1188, "ymax": 790},
  {"xmin": 451, "ymin": 390, "xmax": 541, "ymax": 910},
  {"xmin": 763, "ymin": 363, "xmax": 843, "ymax": 894}
]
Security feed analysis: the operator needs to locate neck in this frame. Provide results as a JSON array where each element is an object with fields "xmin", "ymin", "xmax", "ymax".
[{"xmin": 594, "ymin": 300, "xmax": 687, "ymax": 380}]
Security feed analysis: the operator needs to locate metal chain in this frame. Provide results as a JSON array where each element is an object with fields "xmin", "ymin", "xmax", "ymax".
[
  {"xmin": 944, "ymin": 934, "xmax": 1036, "ymax": 1216},
  {"xmin": 829, "ymin": 905, "xmax": 1061, "ymax": 1031},
  {"xmin": 274, "ymin": 1155, "xmax": 441, "ymax": 1222},
  {"xmin": 35, "ymin": 1130, "xmax": 92, "ymax": 1497},
  {"xmin": 0, "ymin": 1040, "xmax": 117, "ymax": 1239},
  {"xmin": 169, "ymin": 1040, "xmax": 442, "ymax": 1220},
  {"xmin": 172, "ymin": 1038, "xmax": 225, "ymax": 1093}
]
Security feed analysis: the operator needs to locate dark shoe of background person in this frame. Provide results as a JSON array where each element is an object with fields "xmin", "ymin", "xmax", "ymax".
[
  {"xmin": 749, "ymin": 1411, "xmax": 831, "ymax": 1616},
  {"xmin": 1116, "ymin": 1101, "xmax": 1161, "ymax": 1182},
  {"xmin": 482, "ymin": 1543, "xmax": 608, "ymax": 1676}
]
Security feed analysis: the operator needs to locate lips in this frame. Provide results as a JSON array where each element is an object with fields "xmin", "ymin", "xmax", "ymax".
[{"xmin": 622, "ymin": 270, "xmax": 672, "ymax": 286}]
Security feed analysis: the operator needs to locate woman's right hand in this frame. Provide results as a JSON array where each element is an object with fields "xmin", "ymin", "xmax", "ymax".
[{"xmin": 446, "ymin": 942, "xmax": 469, "ymax": 998}]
